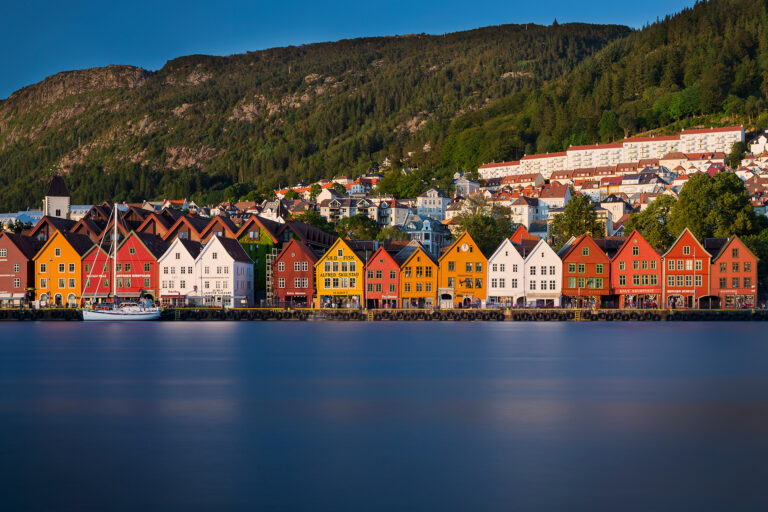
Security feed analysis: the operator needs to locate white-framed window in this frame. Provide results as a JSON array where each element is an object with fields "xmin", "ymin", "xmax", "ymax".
[
  {"xmin": 294, "ymin": 262, "xmax": 301, "ymax": 271},
  {"xmin": 40, "ymin": 263, "xmax": 47, "ymax": 273},
  {"xmin": 13, "ymin": 263, "xmax": 20, "ymax": 272},
  {"xmin": 212, "ymin": 252, "xmax": 218, "ymax": 260},
  {"xmin": 302, "ymin": 262, "xmax": 309, "ymax": 271},
  {"xmin": 278, "ymin": 262, "xmax": 285, "ymax": 272},
  {"xmin": 55, "ymin": 248, "xmax": 61, "ymax": 257},
  {"xmin": 302, "ymin": 278, "xmax": 308, "ymax": 288},
  {"xmin": 58, "ymin": 278, "xmax": 65, "ymax": 288},
  {"xmin": 294, "ymin": 277, "xmax": 301, "ymax": 288},
  {"xmin": 40, "ymin": 278, "xmax": 47, "ymax": 288},
  {"xmin": 278, "ymin": 278, "xmax": 285, "ymax": 288},
  {"xmin": 164, "ymin": 266, "xmax": 169, "ymax": 274},
  {"xmin": 13, "ymin": 278, "xmax": 20, "ymax": 288},
  {"xmin": 0, "ymin": 249, "xmax": 6, "ymax": 257}
]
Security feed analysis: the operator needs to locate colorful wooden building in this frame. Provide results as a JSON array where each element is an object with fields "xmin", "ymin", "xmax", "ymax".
[
  {"xmin": 706, "ymin": 236, "xmax": 758, "ymax": 308},
  {"xmin": 315, "ymin": 238, "xmax": 365, "ymax": 308},
  {"xmin": 487, "ymin": 238, "xmax": 526, "ymax": 306},
  {"xmin": 397, "ymin": 241, "xmax": 438, "ymax": 308},
  {"xmin": 610, "ymin": 229, "xmax": 662, "ymax": 308},
  {"xmin": 364, "ymin": 245, "xmax": 400, "ymax": 309},
  {"xmin": 559, "ymin": 234, "xmax": 612, "ymax": 308},
  {"xmin": 273, "ymin": 239, "xmax": 319, "ymax": 308},
  {"xmin": 0, "ymin": 233, "xmax": 44, "ymax": 306},
  {"xmin": 81, "ymin": 242, "xmax": 113, "ymax": 305},
  {"xmin": 661, "ymin": 228, "xmax": 711, "ymax": 308},
  {"xmin": 114, "ymin": 232, "xmax": 169, "ymax": 302},
  {"xmin": 437, "ymin": 231, "xmax": 487, "ymax": 308},
  {"xmin": 523, "ymin": 238, "xmax": 563, "ymax": 307},
  {"xmin": 157, "ymin": 238, "xmax": 204, "ymax": 307},
  {"xmin": 33, "ymin": 231, "xmax": 93, "ymax": 306}
]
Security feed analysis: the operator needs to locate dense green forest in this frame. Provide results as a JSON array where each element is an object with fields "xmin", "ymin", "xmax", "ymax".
[
  {"xmin": 0, "ymin": 23, "xmax": 628, "ymax": 209},
  {"xmin": 429, "ymin": 0, "xmax": 768, "ymax": 172},
  {"xmin": 3, "ymin": 0, "xmax": 768, "ymax": 209}
]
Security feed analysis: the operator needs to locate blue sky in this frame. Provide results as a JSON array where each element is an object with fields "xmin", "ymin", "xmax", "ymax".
[{"xmin": 1, "ymin": 0, "xmax": 695, "ymax": 99}]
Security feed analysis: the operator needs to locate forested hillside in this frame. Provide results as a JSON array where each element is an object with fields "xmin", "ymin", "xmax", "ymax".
[
  {"xmin": 431, "ymin": 0, "xmax": 768, "ymax": 173},
  {"xmin": 0, "ymin": 23, "xmax": 629, "ymax": 209}
]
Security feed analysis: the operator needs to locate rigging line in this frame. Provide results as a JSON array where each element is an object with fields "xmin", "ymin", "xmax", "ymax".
[{"xmin": 83, "ymin": 206, "xmax": 114, "ymax": 305}]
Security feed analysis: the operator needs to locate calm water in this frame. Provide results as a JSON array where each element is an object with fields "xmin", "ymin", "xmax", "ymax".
[{"xmin": 0, "ymin": 322, "xmax": 767, "ymax": 511}]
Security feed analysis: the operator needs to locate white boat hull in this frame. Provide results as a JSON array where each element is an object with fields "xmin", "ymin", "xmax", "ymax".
[{"xmin": 82, "ymin": 308, "xmax": 161, "ymax": 321}]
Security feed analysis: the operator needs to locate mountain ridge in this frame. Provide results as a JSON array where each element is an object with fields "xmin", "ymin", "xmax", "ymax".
[{"xmin": 0, "ymin": 22, "xmax": 630, "ymax": 209}]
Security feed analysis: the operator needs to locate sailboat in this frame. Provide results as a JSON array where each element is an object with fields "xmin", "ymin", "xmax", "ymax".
[{"xmin": 82, "ymin": 205, "xmax": 161, "ymax": 321}]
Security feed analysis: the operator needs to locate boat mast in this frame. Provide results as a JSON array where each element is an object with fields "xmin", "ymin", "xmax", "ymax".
[{"xmin": 113, "ymin": 206, "xmax": 117, "ymax": 300}]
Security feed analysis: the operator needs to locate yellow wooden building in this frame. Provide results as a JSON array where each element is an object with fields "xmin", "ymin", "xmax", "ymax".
[
  {"xmin": 397, "ymin": 241, "xmax": 438, "ymax": 308},
  {"xmin": 315, "ymin": 238, "xmax": 366, "ymax": 308},
  {"xmin": 437, "ymin": 231, "xmax": 487, "ymax": 308},
  {"xmin": 33, "ymin": 231, "xmax": 94, "ymax": 307}
]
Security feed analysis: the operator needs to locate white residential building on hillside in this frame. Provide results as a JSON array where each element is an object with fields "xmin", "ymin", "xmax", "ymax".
[
  {"xmin": 477, "ymin": 161, "xmax": 521, "ymax": 179},
  {"xmin": 679, "ymin": 126, "xmax": 744, "ymax": 153},
  {"xmin": 158, "ymin": 238, "xmax": 204, "ymax": 307},
  {"xmin": 622, "ymin": 135, "xmax": 681, "ymax": 162},
  {"xmin": 519, "ymin": 152, "xmax": 567, "ymax": 179},
  {"xmin": 195, "ymin": 236, "xmax": 254, "ymax": 308},
  {"xmin": 567, "ymin": 143, "xmax": 623, "ymax": 169},
  {"xmin": 487, "ymin": 239, "xmax": 526, "ymax": 306},
  {"xmin": 749, "ymin": 129, "xmax": 768, "ymax": 155},
  {"xmin": 416, "ymin": 187, "xmax": 451, "ymax": 220}
]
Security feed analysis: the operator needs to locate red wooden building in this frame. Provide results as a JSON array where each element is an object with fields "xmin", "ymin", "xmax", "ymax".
[
  {"xmin": 0, "ymin": 233, "xmax": 44, "ymax": 306},
  {"xmin": 81, "ymin": 242, "xmax": 113, "ymax": 304},
  {"xmin": 273, "ymin": 239, "xmax": 318, "ymax": 307},
  {"xmin": 705, "ymin": 236, "xmax": 758, "ymax": 308},
  {"xmin": 114, "ymin": 232, "xmax": 169, "ymax": 302},
  {"xmin": 559, "ymin": 234, "xmax": 613, "ymax": 308},
  {"xmin": 364, "ymin": 245, "xmax": 400, "ymax": 309},
  {"xmin": 661, "ymin": 228, "xmax": 711, "ymax": 308},
  {"xmin": 610, "ymin": 229, "xmax": 662, "ymax": 308}
]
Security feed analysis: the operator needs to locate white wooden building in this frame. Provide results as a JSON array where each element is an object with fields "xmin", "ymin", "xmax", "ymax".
[
  {"xmin": 487, "ymin": 239, "xmax": 526, "ymax": 306},
  {"xmin": 523, "ymin": 239, "xmax": 562, "ymax": 307},
  {"xmin": 158, "ymin": 238, "xmax": 204, "ymax": 307},
  {"xmin": 195, "ymin": 236, "xmax": 254, "ymax": 308}
]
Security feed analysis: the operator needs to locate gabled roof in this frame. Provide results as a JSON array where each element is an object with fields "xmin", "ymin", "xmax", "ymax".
[
  {"xmin": 200, "ymin": 215, "xmax": 240, "ymax": 239},
  {"xmin": 315, "ymin": 238, "xmax": 365, "ymax": 266},
  {"xmin": 274, "ymin": 238, "xmax": 320, "ymax": 264},
  {"xmin": 510, "ymin": 225, "xmax": 538, "ymax": 244},
  {"xmin": 437, "ymin": 231, "xmax": 486, "ymax": 261},
  {"xmin": 521, "ymin": 237, "xmax": 556, "ymax": 262},
  {"xmin": 29, "ymin": 216, "xmax": 77, "ymax": 237},
  {"xmin": 33, "ymin": 230, "xmax": 94, "ymax": 259},
  {"xmin": 610, "ymin": 230, "xmax": 659, "ymax": 262},
  {"xmin": 364, "ymin": 245, "xmax": 401, "ymax": 270},
  {"xmin": 0, "ymin": 232, "xmax": 45, "ymax": 259},
  {"xmin": 118, "ymin": 231, "xmax": 171, "ymax": 259},
  {"xmin": 214, "ymin": 237, "xmax": 253, "ymax": 264},
  {"xmin": 558, "ymin": 233, "xmax": 615, "ymax": 261},
  {"xmin": 661, "ymin": 228, "xmax": 712, "ymax": 259},
  {"xmin": 488, "ymin": 238, "xmax": 525, "ymax": 263},
  {"xmin": 281, "ymin": 220, "xmax": 337, "ymax": 248},
  {"xmin": 705, "ymin": 236, "xmax": 759, "ymax": 262},
  {"xmin": 136, "ymin": 212, "xmax": 174, "ymax": 234},
  {"xmin": 162, "ymin": 214, "xmax": 210, "ymax": 241},
  {"xmin": 394, "ymin": 240, "xmax": 437, "ymax": 267},
  {"xmin": 177, "ymin": 238, "xmax": 204, "ymax": 259},
  {"xmin": 234, "ymin": 215, "xmax": 280, "ymax": 243},
  {"xmin": 45, "ymin": 176, "xmax": 70, "ymax": 197}
]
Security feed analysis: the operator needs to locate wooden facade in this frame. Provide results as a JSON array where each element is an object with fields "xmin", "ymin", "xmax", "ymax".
[
  {"xmin": 437, "ymin": 232, "xmax": 487, "ymax": 308},
  {"xmin": 610, "ymin": 229, "xmax": 662, "ymax": 308}
]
